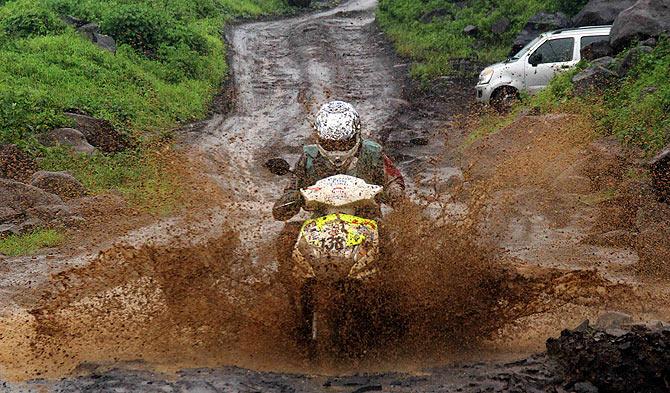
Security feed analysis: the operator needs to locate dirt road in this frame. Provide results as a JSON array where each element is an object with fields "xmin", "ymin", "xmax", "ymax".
[{"xmin": 2, "ymin": 0, "xmax": 668, "ymax": 391}]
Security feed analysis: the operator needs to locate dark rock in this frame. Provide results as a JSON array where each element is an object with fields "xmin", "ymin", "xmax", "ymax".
[
  {"xmin": 573, "ymin": 0, "xmax": 636, "ymax": 27},
  {"xmin": 60, "ymin": 15, "xmax": 86, "ymax": 28},
  {"xmin": 463, "ymin": 25, "xmax": 479, "ymax": 36},
  {"xmin": 547, "ymin": 322, "xmax": 670, "ymax": 392},
  {"xmin": 0, "ymin": 178, "xmax": 63, "ymax": 212},
  {"xmin": 491, "ymin": 17, "xmax": 511, "ymax": 34},
  {"xmin": 37, "ymin": 128, "xmax": 96, "ymax": 154},
  {"xmin": 419, "ymin": 8, "xmax": 450, "ymax": 23},
  {"xmin": 581, "ymin": 40, "xmax": 614, "ymax": 61},
  {"xmin": 572, "ymin": 63, "xmax": 619, "ymax": 95},
  {"xmin": 13, "ymin": 218, "xmax": 45, "ymax": 235},
  {"xmin": 65, "ymin": 112, "xmax": 132, "ymax": 153},
  {"xmin": 610, "ymin": 0, "xmax": 670, "ymax": 50},
  {"xmin": 510, "ymin": 12, "xmax": 571, "ymax": 55},
  {"xmin": 77, "ymin": 22, "xmax": 100, "ymax": 41},
  {"xmin": 287, "ymin": 0, "xmax": 310, "ymax": 7},
  {"xmin": 595, "ymin": 311, "xmax": 633, "ymax": 329},
  {"xmin": 93, "ymin": 33, "xmax": 116, "ymax": 53},
  {"xmin": 616, "ymin": 45, "xmax": 653, "ymax": 76},
  {"xmin": 649, "ymin": 145, "xmax": 670, "ymax": 202},
  {"xmin": 640, "ymin": 37, "xmax": 657, "ymax": 47},
  {"xmin": 30, "ymin": 171, "xmax": 87, "ymax": 199},
  {"xmin": 0, "ymin": 144, "xmax": 38, "ymax": 182},
  {"xmin": 573, "ymin": 381, "xmax": 599, "ymax": 393}
]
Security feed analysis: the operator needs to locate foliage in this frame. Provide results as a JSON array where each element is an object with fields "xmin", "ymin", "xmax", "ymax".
[
  {"xmin": 377, "ymin": 0, "xmax": 568, "ymax": 80},
  {"xmin": 554, "ymin": 0, "xmax": 588, "ymax": 16},
  {"xmin": 0, "ymin": 0, "xmax": 65, "ymax": 38},
  {"xmin": 0, "ymin": 229, "xmax": 64, "ymax": 256}
]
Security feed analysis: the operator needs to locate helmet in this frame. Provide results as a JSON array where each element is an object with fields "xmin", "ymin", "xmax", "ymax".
[{"xmin": 314, "ymin": 101, "xmax": 361, "ymax": 167}]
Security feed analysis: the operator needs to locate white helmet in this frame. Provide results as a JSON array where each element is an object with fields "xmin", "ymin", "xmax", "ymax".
[
  {"xmin": 314, "ymin": 101, "xmax": 361, "ymax": 144},
  {"xmin": 314, "ymin": 101, "xmax": 362, "ymax": 167}
]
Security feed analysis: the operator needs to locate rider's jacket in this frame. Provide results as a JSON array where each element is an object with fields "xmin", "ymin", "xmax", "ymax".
[{"xmin": 272, "ymin": 139, "xmax": 405, "ymax": 221}]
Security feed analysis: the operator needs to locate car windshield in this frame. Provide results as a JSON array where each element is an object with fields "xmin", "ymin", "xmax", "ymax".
[{"xmin": 511, "ymin": 36, "xmax": 543, "ymax": 60}]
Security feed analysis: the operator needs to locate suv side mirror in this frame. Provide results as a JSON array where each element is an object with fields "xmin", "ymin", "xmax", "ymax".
[
  {"xmin": 529, "ymin": 52, "xmax": 542, "ymax": 67},
  {"xmin": 265, "ymin": 157, "xmax": 291, "ymax": 176}
]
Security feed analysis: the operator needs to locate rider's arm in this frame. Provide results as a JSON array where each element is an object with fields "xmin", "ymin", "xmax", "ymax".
[
  {"xmin": 272, "ymin": 154, "xmax": 308, "ymax": 221},
  {"xmin": 382, "ymin": 154, "xmax": 406, "ymax": 206}
]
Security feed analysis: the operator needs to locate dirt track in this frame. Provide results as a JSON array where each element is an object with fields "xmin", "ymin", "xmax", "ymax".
[{"xmin": 2, "ymin": 0, "xmax": 669, "ymax": 391}]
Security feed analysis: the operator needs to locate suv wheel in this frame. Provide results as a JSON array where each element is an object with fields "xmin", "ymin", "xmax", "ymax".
[{"xmin": 491, "ymin": 86, "xmax": 519, "ymax": 113}]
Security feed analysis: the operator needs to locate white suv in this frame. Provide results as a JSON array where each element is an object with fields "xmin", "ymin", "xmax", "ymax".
[{"xmin": 476, "ymin": 25, "xmax": 611, "ymax": 108}]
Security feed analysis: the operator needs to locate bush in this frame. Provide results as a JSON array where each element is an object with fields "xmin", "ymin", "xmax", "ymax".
[
  {"xmin": 101, "ymin": 4, "xmax": 172, "ymax": 57},
  {"xmin": 554, "ymin": 0, "xmax": 588, "ymax": 16},
  {"xmin": 0, "ymin": 0, "xmax": 65, "ymax": 38}
]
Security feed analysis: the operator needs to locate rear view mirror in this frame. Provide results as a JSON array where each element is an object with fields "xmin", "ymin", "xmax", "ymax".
[
  {"xmin": 529, "ymin": 52, "xmax": 542, "ymax": 66},
  {"xmin": 265, "ymin": 157, "xmax": 291, "ymax": 176}
]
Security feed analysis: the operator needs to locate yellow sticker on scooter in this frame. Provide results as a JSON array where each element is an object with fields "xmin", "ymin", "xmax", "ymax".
[{"xmin": 300, "ymin": 213, "xmax": 377, "ymax": 249}]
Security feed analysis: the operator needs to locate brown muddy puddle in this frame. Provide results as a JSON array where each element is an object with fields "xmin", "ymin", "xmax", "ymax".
[{"xmin": 0, "ymin": 203, "xmax": 644, "ymax": 382}]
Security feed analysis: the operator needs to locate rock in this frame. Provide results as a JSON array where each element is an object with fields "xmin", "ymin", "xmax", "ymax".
[
  {"xmin": 0, "ymin": 144, "xmax": 37, "ymax": 182},
  {"xmin": 0, "ymin": 178, "xmax": 63, "ymax": 212},
  {"xmin": 419, "ymin": 8, "xmax": 449, "ymax": 23},
  {"xmin": 581, "ymin": 40, "xmax": 614, "ymax": 61},
  {"xmin": 30, "ymin": 171, "xmax": 87, "ymax": 199},
  {"xmin": 583, "ymin": 229, "xmax": 637, "ymax": 247},
  {"xmin": 93, "ymin": 33, "xmax": 116, "ymax": 53},
  {"xmin": 616, "ymin": 45, "xmax": 653, "ymax": 76},
  {"xmin": 463, "ymin": 25, "xmax": 479, "ymax": 36},
  {"xmin": 60, "ymin": 15, "xmax": 86, "ymax": 28},
  {"xmin": 595, "ymin": 311, "xmax": 633, "ymax": 329},
  {"xmin": 572, "ymin": 0, "xmax": 636, "ymax": 27},
  {"xmin": 65, "ymin": 112, "xmax": 132, "ymax": 153},
  {"xmin": 491, "ymin": 17, "xmax": 510, "ymax": 34},
  {"xmin": 77, "ymin": 22, "xmax": 100, "ymax": 41},
  {"xmin": 37, "ymin": 128, "xmax": 96, "ymax": 154},
  {"xmin": 287, "ymin": 0, "xmax": 310, "ymax": 7},
  {"xmin": 13, "ymin": 218, "xmax": 44, "ymax": 235},
  {"xmin": 0, "ymin": 207, "xmax": 21, "ymax": 224},
  {"xmin": 573, "ymin": 381, "xmax": 599, "ymax": 393},
  {"xmin": 649, "ymin": 145, "xmax": 670, "ymax": 202},
  {"xmin": 510, "ymin": 12, "xmax": 571, "ymax": 55},
  {"xmin": 547, "ymin": 322, "xmax": 670, "ymax": 393},
  {"xmin": 610, "ymin": 0, "xmax": 670, "ymax": 50},
  {"xmin": 640, "ymin": 37, "xmax": 657, "ymax": 47},
  {"xmin": 572, "ymin": 63, "xmax": 619, "ymax": 95},
  {"xmin": 27, "ymin": 204, "xmax": 74, "ymax": 222}
]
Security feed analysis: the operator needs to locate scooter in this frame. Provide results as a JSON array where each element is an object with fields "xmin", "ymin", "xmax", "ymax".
[{"xmin": 267, "ymin": 158, "xmax": 382, "ymax": 358}]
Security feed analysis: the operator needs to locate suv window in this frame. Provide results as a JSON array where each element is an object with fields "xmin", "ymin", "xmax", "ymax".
[
  {"xmin": 580, "ymin": 35, "xmax": 609, "ymax": 49},
  {"xmin": 530, "ymin": 38, "xmax": 575, "ymax": 64}
]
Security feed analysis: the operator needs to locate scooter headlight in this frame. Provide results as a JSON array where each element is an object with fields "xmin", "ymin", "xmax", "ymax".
[{"xmin": 479, "ymin": 67, "xmax": 494, "ymax": 85}]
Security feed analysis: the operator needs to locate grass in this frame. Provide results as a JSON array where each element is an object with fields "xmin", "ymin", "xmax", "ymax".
[
  {"xmin": 0, "ymin": 229, "xmax": 64, "ymax": 256},
  {"xmin": 0, "ymin": 0, "xmax": 289, "ymax": 212},
  {"xmin": 377, "ymin": 0, "xmax": 588, "ymax": 80},
  {"xmin": 527, "ymin": 38, "xmax": 670, "ymax": 154}
]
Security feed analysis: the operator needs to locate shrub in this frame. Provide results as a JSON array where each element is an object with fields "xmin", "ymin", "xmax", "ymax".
[
  {"xmin": 0, "ymin": 0, "xmax": 65, "ymax": 38},
  {"xmin": 101, "ymin": 4, "xmax": 172, "ymax": 57}
]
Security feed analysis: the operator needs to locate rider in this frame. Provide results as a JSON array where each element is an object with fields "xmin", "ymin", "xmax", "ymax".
[{"xmin": 272, "ymin": 100, "xmax": 405, "ymax": 222}]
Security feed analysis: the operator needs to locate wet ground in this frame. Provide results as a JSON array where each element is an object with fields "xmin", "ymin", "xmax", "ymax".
[{"xmin": 2, "ymin": 0, "xmax": 669, "ymax": 391}]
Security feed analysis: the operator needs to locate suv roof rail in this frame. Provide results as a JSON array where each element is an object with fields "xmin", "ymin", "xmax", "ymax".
[{"xmin": 549, "ymin": 25, "xmax": 612, "ymax": 34}]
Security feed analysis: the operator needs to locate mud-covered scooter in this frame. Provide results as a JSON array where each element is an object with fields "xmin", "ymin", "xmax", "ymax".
[{"xmin": 267, "ymin": 158, "xmax": 382, "ymax": 358}]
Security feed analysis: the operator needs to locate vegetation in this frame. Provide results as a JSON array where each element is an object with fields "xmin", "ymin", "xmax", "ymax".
[
  {"xmin": 0, "ymin": 229, "xmax": 64, "ymax": 256},
  {"xmin": 377, "ymin": 0, "xmax": 586, "ymax": 80},
  {"xmin": 529, "ymin": 39, "xmax": 670, "ymax": 153},
  {"xmin": 0, "ymin": 0, "xmax": 288, "ymax": 203}
]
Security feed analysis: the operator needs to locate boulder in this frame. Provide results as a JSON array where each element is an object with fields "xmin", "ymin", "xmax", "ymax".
[
  {"xmin": 93, "ymin": 33, "xmax": 116, "ymax": 53},
  {"xmin": 0, "ymin": 178, "xmax": 62, "ymax": 212},
  {"xmin": 30, "ymin": 171, "xmax": 87, "ymax": 199},
  {"xmin": 610, "ymin": 0, "xmax": 670, "ymax": 50},
  {"xmin": 491, "ymin": 16, "xmax": 511, "ymax": 34},
  {"xmin": 37, "ymin": 128, "xmax": 96, "ymax": 154},
  {"xmin": 581, "ymin": 40, "xmax": 614, "ymax": 61},
  {"xmin": 60, "ymin": 15, "xmax": 86, "ymax": 28},
  {"xmin": 572, "ymin": 60, "xmax": 619, "ymax": 95},
  {"xmin": 463, "ymin": 25, "xmax": 479, "ymax": 36},
  {"xmin": 572, "ymin": 0, "xmax": 636, "ymax": 27},
  {"xmin": 77, "ymin": 23, "xmax": 100, "ymax": 41},
  {"xmin": 616, "ymin": 45, "xmax": 653, "ymax": 76},
  {"xmin": 649, "ymin": 145, "xmax": 670, "ymax": 202},
  {"xmin": 510, "ymin": 12, "xmax": 571, "ymax": 55},
  {"xmin": 595, "ymin": 311, "xmax": 633, "ymax": 329},
  {"xmin": 0, "ymin": 207, "xmax": 21, "ymax": 224},
  {"xmin": 0, "ymin": 144, "xmax": 37, "ymax": 182},
  {"xmin": 65, "ymin": 111, "xmax": 132, "ymax": 153},
  {"xmin": 419, "ymin": 8, "xmax": 450, "ymax": 23}
]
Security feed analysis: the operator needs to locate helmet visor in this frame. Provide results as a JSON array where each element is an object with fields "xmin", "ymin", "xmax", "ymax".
[{"xmin": 318, "ymin": 136, "xmax": 358, "ymax": 152}]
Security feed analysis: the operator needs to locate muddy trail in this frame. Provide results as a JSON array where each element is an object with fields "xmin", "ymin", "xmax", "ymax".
[{"xmin": 2, "ymin": 0, "xmax": 670, "ymax": 391}]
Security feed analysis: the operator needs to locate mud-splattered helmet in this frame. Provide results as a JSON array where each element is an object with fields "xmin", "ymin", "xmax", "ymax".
[{"xmin": 314, "ymin": 101, "xmax": 362, "ymax": 167}]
